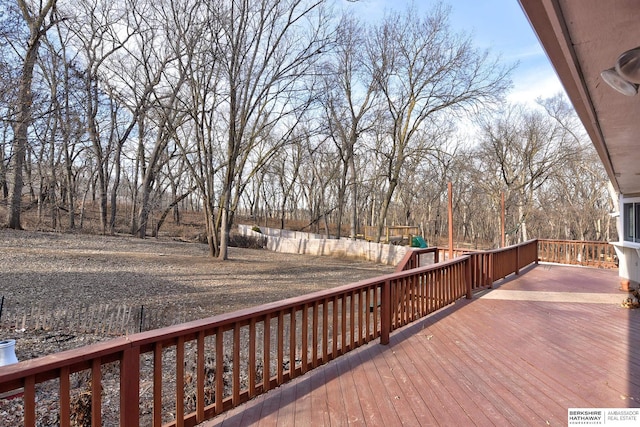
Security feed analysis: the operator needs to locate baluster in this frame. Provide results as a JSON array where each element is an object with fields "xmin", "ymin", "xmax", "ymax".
[
  {"xmin": 197, "ymin": 331, "xmax": 205, "ymax": 423},
  {"xmin": 176, "ymin": 336, "xmax": 185, "ymax": 427},
  {"xmin": 59, "ymin": 367, "xmax": 70, "ymax": 427},
  {"xmin": 92, "ymin": 358, "xmax": 102, "ymax": 427},
  {"xmin": 153, "ymin": 342, "xmax": 162, "ymax": 427}
]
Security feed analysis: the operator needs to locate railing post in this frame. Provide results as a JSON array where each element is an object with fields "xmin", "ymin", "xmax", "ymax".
[
  {"xmin": 515, "ymin": 245, "xmax": 520, "ymax": 275},
  {"xmin": 465, "ymin": 257, "xmax": 472, "ymax": 299},
  {"xmin": 434, "ymin": 248, "xmax": 439, "ymax": 264},
  {"xmin": 120, "ymin": 346, "xmax": 140, "ymax": 427},
  {"xmin": 380, "ymin": 279, "xmax": 391, "ymax": 345},
  {"xmin": 488, "ymin": 252, "xmax": 494, "ymax": 289}
]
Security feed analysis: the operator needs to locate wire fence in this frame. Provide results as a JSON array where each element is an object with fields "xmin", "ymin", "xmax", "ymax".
[{"xmin": 0, "ymin": 299, "xmax": 194, "ymax": 336}]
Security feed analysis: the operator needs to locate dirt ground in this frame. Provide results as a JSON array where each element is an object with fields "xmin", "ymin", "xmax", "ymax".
[{"xmin": 0, "ymin": 228, "xmax": 395, "ymax": 360}]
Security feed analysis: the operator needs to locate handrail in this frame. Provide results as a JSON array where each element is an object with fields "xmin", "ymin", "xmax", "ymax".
[
  {"xmin": 0, "ymin": 238, "xmax": 594, "ymax": 426},
  {"xmin": 436, "ymin": 247, "xmax": 474, "ymax": 261},
  {"xmin": 0, "ymin": 253, "xmax": 477, "ymax": 427},
  {"xmin": 388, "ymin": 256, "xmax": 472, "ymax": 335},
  {"xmin": 364, "ymin": 225, "xmax": 420, "ymax": 242},
  {"xmin": 538, "ymin": 239, "xmax": 617, "ymax": 269},
  {"xmin": 1, "ymin": 279, "xmax": 385, "ymax": 426},
  {"xmin": 395, "ymin": 246, "xmax": 439, "ymax": 272},
  {"xmin": 436, "ymin": 240, "xmax": 539, "ymax": 290}
]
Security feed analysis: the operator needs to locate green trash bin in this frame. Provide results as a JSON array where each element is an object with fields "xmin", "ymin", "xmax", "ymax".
[{"xmin": 411, "ymin": 235, "xmax": 428, "ymax": 248}]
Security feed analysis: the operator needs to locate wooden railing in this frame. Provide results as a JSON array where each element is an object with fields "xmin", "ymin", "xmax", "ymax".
[
  {"xmin": 0, "ymin": 238, "xmax": 569, "ymax": 426},
  {"xmin": 389, "ymin": 257, "xmax": 472, "ymax": 334},
  {"xmin": 395, "ymin": 246, "xmax": 439, "ymax": 272},
  {"xmin": 467, "ymin": 251, "xmax": 493, "ymax": 289},
  {"xmin": 431, "ymin": 248, "xmax": 493, "ymax": 289},
  {"xmin": 364, "ymin": 225, "xmax": 420, "ymax": 243},
  {"xmin": 491, "ymin": 239, "xmax": 539, "ymax": 282},
  {"xmin": 432, "ymin": 240, "xmax": 539, "ymax": 291},
  {"xmin": 0, "ymin": 254, "xmax": 482, "ymax": 427},
  {"xmin": 437, "ymin": 247, "xmax": 473, "ymax": 261},
  {"xmin": 1, "ymin": 282, "xmax": 381, "ymax": 426},
  {"xmin": 538, "ymin": 239, "xmax": 617, "ymax": 269}
]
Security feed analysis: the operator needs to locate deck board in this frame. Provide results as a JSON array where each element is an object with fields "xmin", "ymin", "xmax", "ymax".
[
  {"xmin": 390, "ymin": 330, "xmax": 463, "ymax": 426},
  {"xmin": 407, "ymin": 324, "xmax": 509, "ymax": 426},
  {"xmin": 273, "ymin": 375, "xmax": 296, "ymax": 427},
  {"xmin": 292, "ymin": 367, "xmax": 312, "ymax": 427},
  {"xmin": 334, "ymin": 347, "xmax": 367, "ymax": 425},
  {"xmin": 323, "ymin": 355, "xmax": 348, "ymax": 426},
  {"xmin": 308, "ymin": 360, "xmax": 331, "ymax": 426},
  {"xmin": 444, "ymin": 302, "xmax": 571, "ymax": 426},
  {"xmin": 351, "ymin": 337, "xmax": 403, "ymax": 426},
  {"xmin": 377, "ymin": 338, "xmax": 435, "ymax": 426},
  {"xmin": 200, "ymin": 264, "xmax": 640, "ymax": 426},
  {"xmin": 419, "ymin": 322, "xmax": 539, "ymax": 426},
  {"xmin": 371, "ymin": 343, "xmax": 422, "ymax": 426},
  {"xmin": 344, "ymin": 339, "xmax": 385, "ymax": 426}
]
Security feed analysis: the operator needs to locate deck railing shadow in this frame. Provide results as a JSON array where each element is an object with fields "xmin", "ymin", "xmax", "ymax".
[
  {"xmin": 483, "ymin": 262, "xmax": 538, "ymax": 289},
  {"xmin": 203, "ymin": 294, "xmax": 478, "ymax": 426},
  {"xmin": 0, "ymin": 238, "xmax": 608, "ymax": 426}
]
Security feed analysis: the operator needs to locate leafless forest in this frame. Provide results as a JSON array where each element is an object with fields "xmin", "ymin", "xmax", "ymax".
[{"xmin": 1, "ymin": 0, "xmax": 616, "ymax": 258}]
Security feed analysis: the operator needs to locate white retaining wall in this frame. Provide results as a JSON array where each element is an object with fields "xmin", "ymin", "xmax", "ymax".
[
  {"xmin": 237, "ymin": 224, "xmax": 407, "ymax": 266},
  {"xmin": 250, "ymin": 227, "xmax": 328, "ymax": 240}
]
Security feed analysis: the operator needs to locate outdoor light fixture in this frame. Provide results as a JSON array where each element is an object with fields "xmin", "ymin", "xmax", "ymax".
[
  {"xmin": 616, "ymin": 46, "xmax": 640, "ymax": 83},
  {"xmin": 601, "ymin": 46, "xmax": 640, "ymax": 96},
  {"xmin": 601, "ymin": 68, "xmax": 638, "ymax": 96}
]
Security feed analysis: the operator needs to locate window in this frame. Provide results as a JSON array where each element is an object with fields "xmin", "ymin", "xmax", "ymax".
[
  {"xmin": 636, "ymin": 204, "xmax": 640, "ymax": 242},
  {"xmin": 625, "ymin": 203, "xmax": 634, "ymax": 241},
  {"xmin": 624, "ymin": 202, "xmax": 640, "ymax": 243}
]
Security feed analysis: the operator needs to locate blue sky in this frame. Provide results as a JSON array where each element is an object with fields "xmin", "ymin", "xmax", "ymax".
[{"xmin": 338, "ymin": 0, "xmax": 564, "ymax": 105}]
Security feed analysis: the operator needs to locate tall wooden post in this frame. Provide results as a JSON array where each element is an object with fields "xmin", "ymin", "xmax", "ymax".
[
  {"xmin": 120, "ymin": 346, "xmax": 141, "ymax": 427},
  {"xmin": 448, "ymin": 182, "xmax": 453, "ymax": 260},
  {"xmin": 380, "ymin": 279, "xmax": 391, "ymax": 345},
  {"xmin": 465, "ymin": 257, "xmax": 473, "ymax": 299},
  {"xmin": 501, "ymin": 191, "xmax": 505, "ymax": 248}
]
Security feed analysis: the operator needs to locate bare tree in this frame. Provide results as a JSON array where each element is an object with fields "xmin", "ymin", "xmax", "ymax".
[
  {"xmin": 5, "ymin": 0, "xmax": 59, "ymax": 229},
  {"xmin": 165, "ymin": 0, "xmax": 225, "ymax": 256},
  {"xmin": 212, "ymin": 0, "xmax": 331, "ymax": 259},
  {"xmin": 32, "ymin": 43, "xmax": 63, "ymax": 229},
  {"xmin": 532, "ymin": 95, "xmax": 615, "ymax": 241},
  {"xmin": 269, "ymin": 141, "xmax": 304, "ymax": 230},
  {"xmin": 474, "ymin": 101, "xmax": 582, "ymax": 243},
  {"xmin": 320, "ymin": 13, "xmax": 378, "ymax": 239},
  {"xmin": 61, "ymin": 0, "xmax": 138, "ymax": 234},
  {"xmin": 302, "ymin": 137, "xmax": 339, "ymax": 235},
  {"xmin": 0, "ymin": 17, "xmax": 20, "ymax": 200},
  {"xmin": 47, "ymin": 17, "xmax": 87, "ymax": 230},
  {"xmin": 367, "ymin": 4, "xmax": 511, "ymax": 241}
]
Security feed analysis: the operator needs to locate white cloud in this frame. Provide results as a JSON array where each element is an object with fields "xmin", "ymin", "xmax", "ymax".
[
  {"xmin": 506, "ymin": 44, "xmax": 547, "ymax": 62},
  {"xmin": 507, "ymin": 64, "xmax": 565, "ymax": 105}
]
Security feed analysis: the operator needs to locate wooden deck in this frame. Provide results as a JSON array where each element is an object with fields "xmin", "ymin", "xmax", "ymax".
[{"xmin": 200, "ymin": 264, "xmax": 640, "ymax": 426}]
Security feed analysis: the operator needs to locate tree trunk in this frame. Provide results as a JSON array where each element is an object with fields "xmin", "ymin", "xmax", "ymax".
[
  {"xmin": 349, "ymin": 154, "xmax": 358, "ymax": 239},
  {"xmin": 376, "ymin": 178, "xmax": 399, "ymax": 243},
  {"xmin": 154, "ymin": 186, "xmax": 196, "ymax": 237},
  {"xmin": 109, "ymin": 142, "xmax": 122, "ymax": 234},
  {"xmin": 218, "ymin": 184, "xmax": 232, "ymax": 260},
  {"xmin": 6, "ymin": 24, "xmax": 43, "ymax": 229},
  {"xmin": 130, "ymin": 124, "xmax": 145, "ymax": 235},
  {"xmin": 65, "ymin": 158, "xmax": 75, "ymax": 229},
  {"xmin": 86, "ymin": 76, "xmax": 109, "ymax": 234},
  {"xmin": 137, "ymin": 172, "xmax": 154, "ymax": 238},
  {"xmin": 334, "ymin": 158, "xmax": 349, "ymax": 239},
  {"xmin": 204, "ymin": 200, "xmax": 218, "ymax": 257},
  {"xmin": 518, "ymin": 203, "xmax": 528, "ymax": 243}
]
